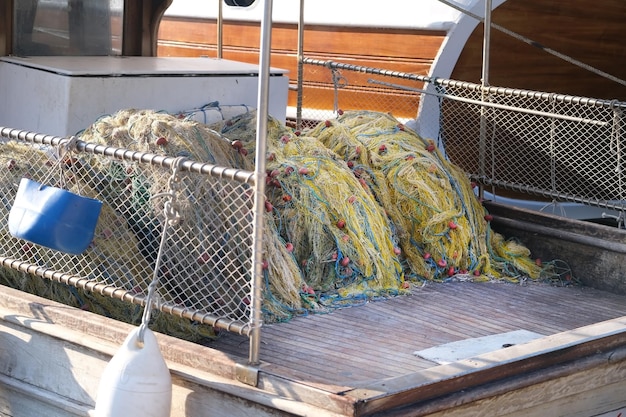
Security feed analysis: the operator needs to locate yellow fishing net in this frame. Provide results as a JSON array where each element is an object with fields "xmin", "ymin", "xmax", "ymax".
[
  {"xmin": 1, "ymin": 107, "xmax": 554, "ymax": 332},
  {"xmin": 308, "ymin": 110, "xmax": 545, "ymax": 281},
  {"xmin": 208, "ymin": 111, "xmax": 406, "ymax": 320},
  {"xmin": 0, "ymin": 140, "xmax": 214, "ymax": 341}
]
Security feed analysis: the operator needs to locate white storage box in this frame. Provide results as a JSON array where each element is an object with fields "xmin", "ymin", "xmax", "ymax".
[{"xmin": 0, "ymin": 56, "xmax": 289, "ymax": 136}]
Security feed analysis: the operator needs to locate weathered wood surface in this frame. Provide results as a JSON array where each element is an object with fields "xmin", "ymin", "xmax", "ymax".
[
  {"xmin": 3, "ymin": 276, "xmax": 626, "ymax": 416},
  {"xmin": 211, "ymin": 280, "xmax": 626, "ymax": 384},
  {"xmin": 4, "ymin": 201, "xmax": 626, "ymax": 416},
  {"xmin": 452, "ymin": 0, "xmax": 626, "ymax": 101},
  {"xmin": 381, "ymin": 347, "xmax": 626, "ymax": 417},
  {"xmin": 0, "ymin": 285, "xmax": 348, "ymax": 417},
  {"xmin": 486, "ymin": 200, "xmax": 626, "ymax": 294}
]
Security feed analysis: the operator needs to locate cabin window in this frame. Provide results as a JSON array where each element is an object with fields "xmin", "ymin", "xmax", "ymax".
[{"xmin": 13, "ymin": 0, "xmax": 123, "ymax": 56}]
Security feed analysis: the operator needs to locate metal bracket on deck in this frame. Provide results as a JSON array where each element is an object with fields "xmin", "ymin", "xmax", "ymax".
[{"xmin": 235, "ymin": 362, "xmax": 259, "ymax": 387}]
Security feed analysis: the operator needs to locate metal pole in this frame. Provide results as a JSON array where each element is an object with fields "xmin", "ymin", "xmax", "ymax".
[
  {"xmin": 481, "ymin": 0, "xmax": 492, "ymax": 89},
  {"xmin": 478, "ymin": 0, "xmax": 492, "ymax": 200},
  {"xmin": 248, "ymin": 0, "xmax": 273, "ymax": 366},
  {"xmin": 296, "ymin": 0, "xmax": 305, "ymax": 130},
  {"xmin": 217, "ymin": 0, "xmax": 224, "ymax": 58}
]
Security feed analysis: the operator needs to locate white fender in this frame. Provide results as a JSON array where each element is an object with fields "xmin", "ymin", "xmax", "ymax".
[{"xmin": 94, "ymin": 327, "xmax": 172, "ymax": 417}]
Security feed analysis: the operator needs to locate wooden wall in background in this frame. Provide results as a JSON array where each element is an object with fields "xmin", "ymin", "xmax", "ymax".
[
  {"xmin": 158, "ymin": 1, "xmax": 626, "ymax": 119},
  {"xmin": 447, "ymin": 0, "xmax": 626, "ymax": 203},
  {"xmin": 157, "ymin": 17, "xmax": 445, "ymax": 120},
  {"xmin": 452, "ymin": 0, "xmax": 626, "ymax": 101}
]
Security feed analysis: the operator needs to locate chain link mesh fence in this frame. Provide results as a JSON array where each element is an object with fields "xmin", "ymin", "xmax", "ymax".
[
  {"xmin": 296, "ymin": 58, "xmax": 423, "ymax": 126},
  {"xmin": 0, "ymin": 127, "xmax": 256, "ymax": 339},
  {"xmin": 300, "ymin": 58, "xmax": 626, "ymax": 219},
  {"xmin": 439, "ymin": 83, "xmax": 626, "ymax": 210}
]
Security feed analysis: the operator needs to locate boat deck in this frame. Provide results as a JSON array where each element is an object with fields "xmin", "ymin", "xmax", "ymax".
[
  {"xmin": 210, "ymin": 280, "xmax": 626, "ymax": 388},
  {"xmin": 3, "ymin": 266, "xmax": 626, "ymax": 416}
]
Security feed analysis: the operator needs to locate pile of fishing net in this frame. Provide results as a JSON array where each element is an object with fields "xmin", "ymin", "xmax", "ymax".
[
  {"xmin": 212, "ymin": 112, "xmax": 406, "ymax": 321},
  {"xmin": 307, "ymin": 110, "xmax": 545, "ymax": 281},
  {"xmin": 208, "ymin": 109, "xmax": 553, "ymax": 321},
  {"xmin": 75, "ymin": 109, "xmax": 311, "ymax": 324},
  {"xmin": 0, "ymin": 107, "xmax": 554, "ymax": 331}
]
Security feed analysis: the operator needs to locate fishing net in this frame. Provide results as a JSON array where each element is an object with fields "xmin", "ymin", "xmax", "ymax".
[
  {"xmin": 79, "ymin": 109, "xmax": 315, "ymax": 323},
  {"xmin": 307, "ymin": 110, "xmax": 546, "ymax": 281},
  {"xmin": 0, "ymin": 140, "xmax": 214, "ymax": 341},
  {"xmin": 1, "ymin": 107, "xmax": 554, "ymax": 335},
  {"xmin": 209, "ymin": 111, "xmax": 406, "ymax": 320}
]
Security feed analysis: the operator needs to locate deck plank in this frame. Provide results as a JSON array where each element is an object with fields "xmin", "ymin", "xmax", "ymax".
[{"xmin": 208, "ymin": 281, "xmax": 626, "ymax": 385}]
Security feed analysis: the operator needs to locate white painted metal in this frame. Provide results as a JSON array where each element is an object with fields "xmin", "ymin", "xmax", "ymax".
[
  {"xmin": 166, "ymin": 0, "xmax": 471, "ymax": 30},
  {"xmin": 414, "ymin": 330, "xmax": 544, "ymax": 365},
  {"xmin": 0, "ymin": 56, "xmax": 289, "ymax": 137},
  {"xmin": 418, "ymin": 0, "xmax": 508, "ymax": 142}
]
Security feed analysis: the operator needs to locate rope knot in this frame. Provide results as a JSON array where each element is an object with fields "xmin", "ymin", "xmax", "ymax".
[{"xmin": 138, "ymin": 156, "xmax": 187, "ymax": 344}]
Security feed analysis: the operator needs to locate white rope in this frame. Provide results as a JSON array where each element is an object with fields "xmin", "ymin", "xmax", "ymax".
[
  {"xmin": 39, "ymin": 135, "xmax": 80, "ymax": 191},
  {"xmin": 137, "ymin": 156, "xmax": 186, "ymax": 344},
  {"xmin": 331, "ymin": 67, "xmax": 348, "ymax": 114}
]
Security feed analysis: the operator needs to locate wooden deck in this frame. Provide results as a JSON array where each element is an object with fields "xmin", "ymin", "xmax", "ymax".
[
  {"xmin": 3, "ymin": 260, "xmax": 626, "ymax": 416},
  {"xmin": 3, "ymin": 203, "xmax": 626, "ymax": 416},
  {"xmin": 210, "ymin": 280, "xmax": 626, "ymax": 387}
]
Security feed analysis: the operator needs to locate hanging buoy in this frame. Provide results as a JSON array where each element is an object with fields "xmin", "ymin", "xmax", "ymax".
[
  {"xmin": 94, "ymin": 327, "xmax": 172, "ymax": 417},
  {"xmin": 95, "ymin": 157, "xmax": 183, "ymax": 416}
]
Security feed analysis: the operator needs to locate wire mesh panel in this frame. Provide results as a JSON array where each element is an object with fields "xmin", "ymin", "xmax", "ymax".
[
  {"xmin": 297, "ymin": 58, "xmax": 423, "ymax": 125},
  {"xmin": 0, "ymin": 125, "xmax": 256, "ymax": 339},
  {"xmin": 429, "ymin": 82, "xmax": 626, "ymax": 210},
  {"xmin": 299, "ymin": 58, "xmax": 626, "ymax": 216}
]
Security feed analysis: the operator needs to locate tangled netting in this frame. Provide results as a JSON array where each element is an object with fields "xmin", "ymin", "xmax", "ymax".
[
  {"xmin": 210, "ymin": 109, "xmax": 561, "ymax": 321},
  {"xmin": 307, "ymin": 110, "xmax": 545, "ymax": 282},
  {"xmin": 0, "ymin": 140, "xmax": 216, "ymax": 341},
  {"xmin": 1, "ymin": 107, "xmax": 561, "ymax": 330}
]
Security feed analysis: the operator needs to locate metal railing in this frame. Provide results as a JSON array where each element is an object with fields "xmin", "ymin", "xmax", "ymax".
[
  {"xmin": 299, "ymin": 58, "xmax": 626, "ymax": 217},
  {"xmin": 0, "ymin": 125, "xmax": 260, "ymax": 341}
]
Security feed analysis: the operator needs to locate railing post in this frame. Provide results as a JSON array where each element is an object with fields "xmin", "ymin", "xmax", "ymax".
[
  {"xmin": 217, "ymin": 0, "xmax": 223, "ymax": 58},
  {"xmin": 296, "ymin": 0, "xmax": 305, "ymax": 130},
  {"xmin": 478, "ymin": 0, "xmax": 492, "ymax": 200},
  {"xmin": 248, "ymin": 0, "xmax": 273, "ymax": 367}
]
